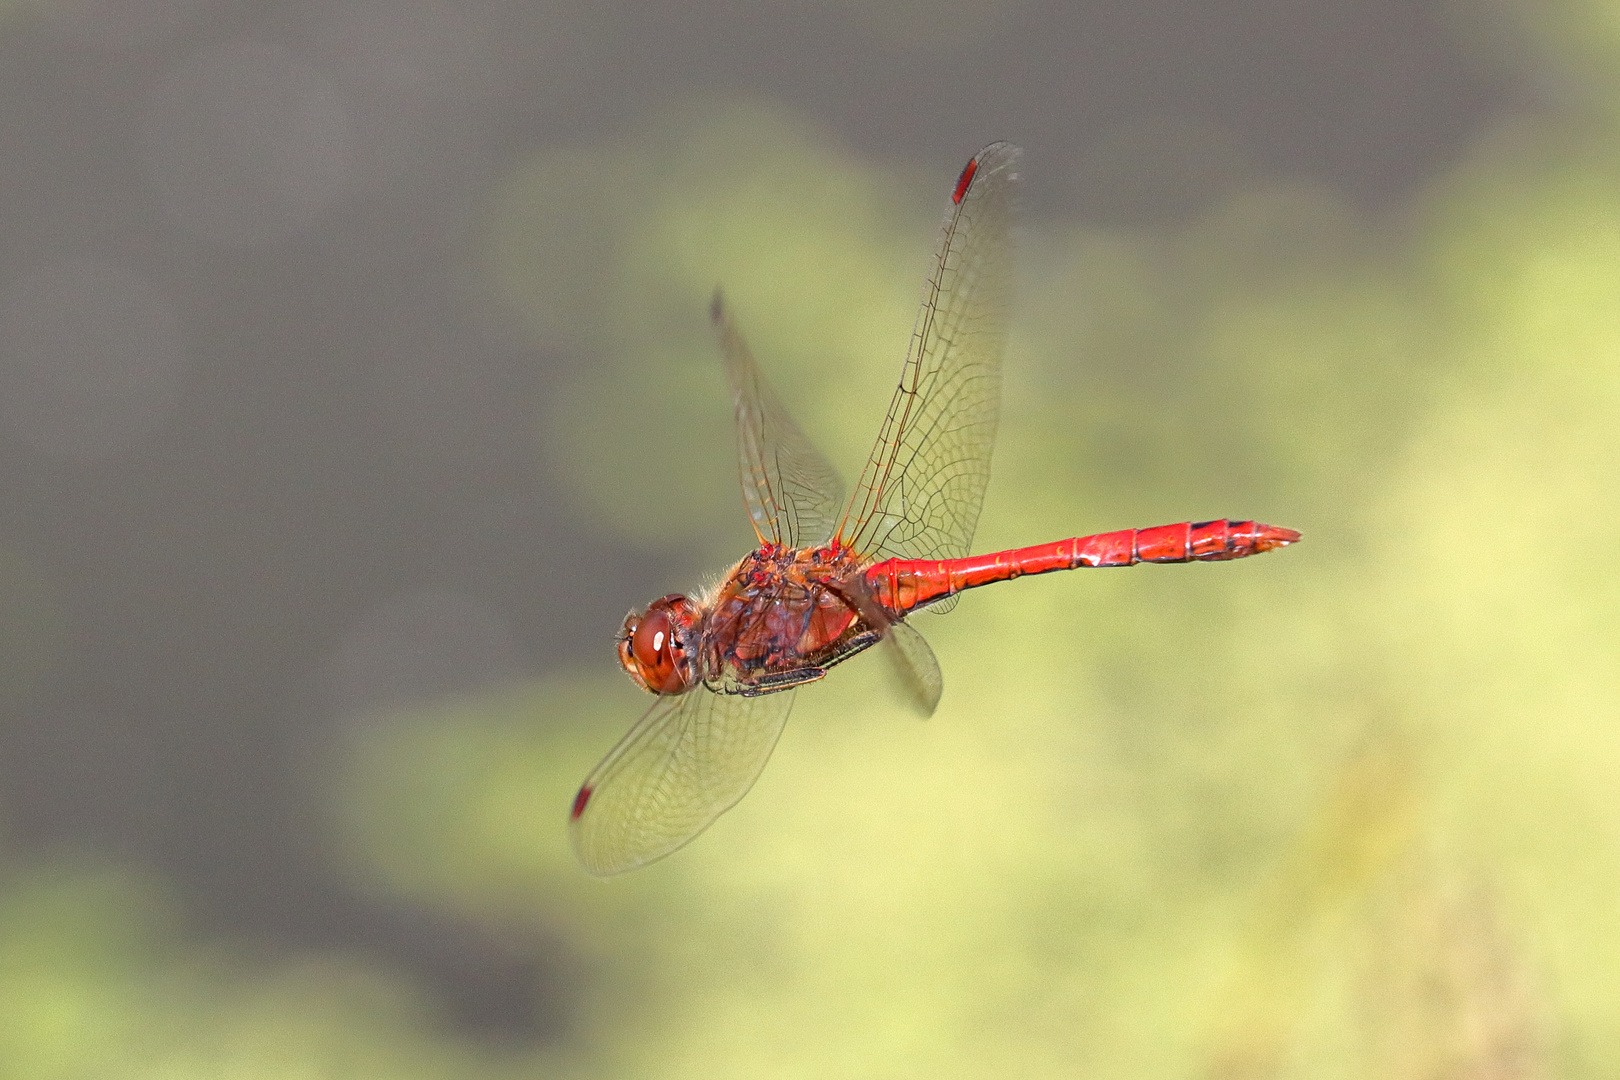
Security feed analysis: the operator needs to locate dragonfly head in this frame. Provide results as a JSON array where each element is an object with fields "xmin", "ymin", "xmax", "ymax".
[{"xmin": 617, "ymin": 594, "xmax": 698, "ymax": 695}]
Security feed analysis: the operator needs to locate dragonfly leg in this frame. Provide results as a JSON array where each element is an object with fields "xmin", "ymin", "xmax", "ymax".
[{"xmin": 735, "ymin": 667, "xmax": 829, "ymax": 695}]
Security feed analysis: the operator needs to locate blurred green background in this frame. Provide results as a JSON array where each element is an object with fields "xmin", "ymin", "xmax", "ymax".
[{"xmin": 0, "ymin": 0, "xmax": 1614, "ymax": 1076}]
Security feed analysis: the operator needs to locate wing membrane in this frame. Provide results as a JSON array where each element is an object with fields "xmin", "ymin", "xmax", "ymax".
[
  {"xmin": 570, "ymin": 686, "xmax": 795, "ymax": 876},
  {"xmin": 880, "ymin": 621, "xmax": 943, "ymax": 717},
  {"xmin": 714, "ymin": 292, "xmax": 845, "ymax": 548},
  {"xmin": 837, "ymin": 143, "xmax": 1020, "ymax": 596}
]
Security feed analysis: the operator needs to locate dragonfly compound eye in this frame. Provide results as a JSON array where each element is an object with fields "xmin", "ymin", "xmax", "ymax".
[{"xmin": 621, "ymin": 595, "xmax": 693, "ymax": 695}]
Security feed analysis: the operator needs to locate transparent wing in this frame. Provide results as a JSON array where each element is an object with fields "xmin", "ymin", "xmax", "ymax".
[
  {"xmin": 569, "ymin": 686, "xmax": 795, "ymax": 876},
  {"xmin": 836, "ymin": 143, "xmax": 1020, "ymax": 606},
  {"xmin": 714, "ymin": 292, "xmax": 845, "ymax": 549},
  {"xmin": 880, "ymin": 621, "xmax": 943, "ymax": 717}
]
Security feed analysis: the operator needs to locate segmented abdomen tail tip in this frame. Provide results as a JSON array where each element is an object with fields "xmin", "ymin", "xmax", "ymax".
[{"xmin": 1253, "ymin": 523, "xmax": 1301, "ymax": 552}]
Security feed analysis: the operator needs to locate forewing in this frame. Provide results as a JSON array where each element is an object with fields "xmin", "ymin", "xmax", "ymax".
[
  {"xmin": 838, "ymin": 143, "xmax": 1020, "ymax": 587},
  {"xmin": 570, "ymin": 686, "xmax": 796, "ymax": 876},
  {"xmin": 714, "ymin": 292, "xmax": 845, "ymax": 548}
]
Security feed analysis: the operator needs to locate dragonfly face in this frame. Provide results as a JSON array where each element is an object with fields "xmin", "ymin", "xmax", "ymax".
[{"xmin": 617, "ymin": 593, "xmax": 699, "ymax": 695}]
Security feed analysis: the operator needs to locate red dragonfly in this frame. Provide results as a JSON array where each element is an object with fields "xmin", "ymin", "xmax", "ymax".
[{"xmin": 571, "ymin": 143, "xmax": 1298, "ymax": 875}]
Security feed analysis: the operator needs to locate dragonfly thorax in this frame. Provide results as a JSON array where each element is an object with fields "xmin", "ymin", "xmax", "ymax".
[{"xmin": 617, "ymin": 593, "xmax": 699, "ymax": 695}]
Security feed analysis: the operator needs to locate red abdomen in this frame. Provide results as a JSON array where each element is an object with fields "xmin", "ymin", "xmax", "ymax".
[{"xmin": 866, "ymin": 519, "xmax": 1300, "ymax": 615}]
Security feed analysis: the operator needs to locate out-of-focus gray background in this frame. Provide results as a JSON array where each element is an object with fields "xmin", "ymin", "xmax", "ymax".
[{"xmin": 0, "ymin": 0, "xmax": 1616, "ymax": 1076}]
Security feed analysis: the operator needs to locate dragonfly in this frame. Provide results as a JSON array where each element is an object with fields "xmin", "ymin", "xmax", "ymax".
[{"xmin": 570, "ymin": 142, "xmax": 1299, "ymax": 875}]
